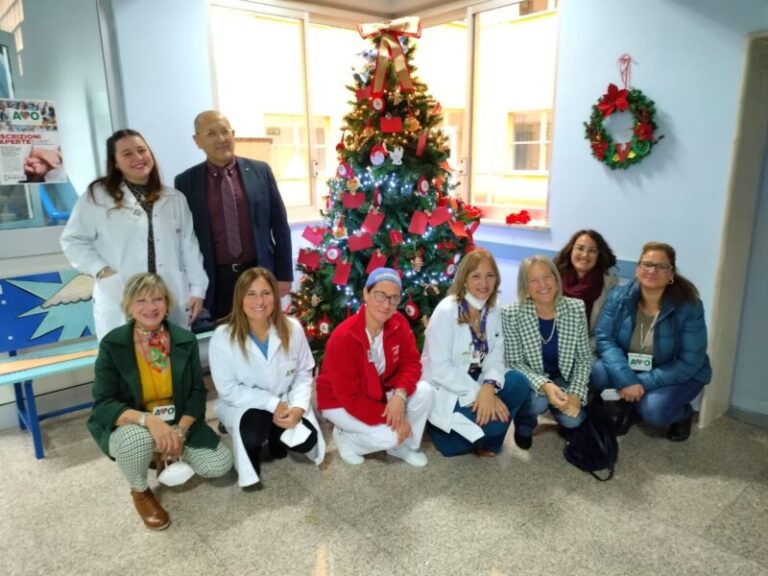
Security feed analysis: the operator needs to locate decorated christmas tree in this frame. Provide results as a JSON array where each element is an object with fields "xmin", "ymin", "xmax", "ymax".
[{"xmin": 291, "ymin": 17, "xmax": 482, "ymax": 361}]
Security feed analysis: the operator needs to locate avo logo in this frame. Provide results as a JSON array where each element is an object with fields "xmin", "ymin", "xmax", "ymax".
[
  {"xmin": 629, "ymin": 357, "xmax": 651, "ymax": 368},
  {"xmin": 12, "ymin": 111, "xmax": 41, "ymax": 121}
]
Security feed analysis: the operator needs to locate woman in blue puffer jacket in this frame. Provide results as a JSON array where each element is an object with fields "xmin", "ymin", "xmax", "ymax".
[{"xmin": 592, "ymin": 242, "xmax": 711, "ymax": 441}]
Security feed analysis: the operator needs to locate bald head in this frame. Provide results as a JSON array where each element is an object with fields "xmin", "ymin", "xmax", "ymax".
[{"xmin": 192, "ymin": 111, "xmax": 235, "ymax": 167}]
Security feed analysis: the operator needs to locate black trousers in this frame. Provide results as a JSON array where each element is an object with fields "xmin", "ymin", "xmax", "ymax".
[
  {"xmin": 239, "ymin": 409, "xmax": 318, "ymax": 474},
  {"xmin": 212, "ymin": 260, "xmax": 258, "ymax": 320}
]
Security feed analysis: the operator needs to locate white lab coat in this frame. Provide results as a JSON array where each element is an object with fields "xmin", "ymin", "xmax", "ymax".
[
  {"xmin": 209, "ymin": 317, "xmax": 325, "ymax": 487},
  {"xmin": 421, "ymin": 296, "xmax": 506, "ymax": 433},
  {"xmin": 60, "ymin": 183, "xmax": 208, "ymax": 339}
]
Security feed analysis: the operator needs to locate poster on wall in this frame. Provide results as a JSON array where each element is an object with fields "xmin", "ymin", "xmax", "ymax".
[{"xmin": 0, "ymin": 98, "xmax": 65, "ymax": 185}]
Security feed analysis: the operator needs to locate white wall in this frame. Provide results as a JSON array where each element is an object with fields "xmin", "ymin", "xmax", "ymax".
[{"xmin": 111, "ymin": 0, "xmax": 213, "ymax": 182}]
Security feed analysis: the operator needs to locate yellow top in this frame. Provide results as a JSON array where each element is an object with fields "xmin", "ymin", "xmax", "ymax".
[{"xmin": 136, "ymin": 347, "xmax": 173, "ymax": 412}]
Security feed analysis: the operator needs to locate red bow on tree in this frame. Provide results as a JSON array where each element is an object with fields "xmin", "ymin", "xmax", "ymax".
[{"xmin": 598, "ymin": 83, "xmax": 629, "ymax": 117}]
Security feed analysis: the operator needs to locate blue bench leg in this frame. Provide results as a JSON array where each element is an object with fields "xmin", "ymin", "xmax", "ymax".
[
  {"xmin": 13, "ymin": 381, "xmax": 28, "ymax": 431},
  {"xmin": 24, "ymin": 381, "xmax": 45, "ymax": 459}
]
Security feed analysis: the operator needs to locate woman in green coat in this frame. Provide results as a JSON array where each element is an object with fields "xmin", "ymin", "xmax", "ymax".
[{"xmin": 88, "ymin": 273, "xmax": 232, "ymax": 531}]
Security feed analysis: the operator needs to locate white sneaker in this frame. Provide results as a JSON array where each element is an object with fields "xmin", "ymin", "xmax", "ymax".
[
  {"xmin": 387, "ymin": 446, "xmax": 428, "ymax": 468},
  {"xmin": 333, "ymin": 427, "xmax": 364, "ymax": 465}
]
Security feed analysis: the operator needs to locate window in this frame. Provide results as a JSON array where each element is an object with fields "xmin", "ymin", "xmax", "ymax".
[
  {"xmin": 509, "ymin": 110, "xmax": 552, "ymax": 172},
  {"xmin": 209, "ymin": 1, "xmax": 559, "ymax": 225},
  {"xmin": 470, "ymin": 1, "xmax": 558, "ymax": 223}
]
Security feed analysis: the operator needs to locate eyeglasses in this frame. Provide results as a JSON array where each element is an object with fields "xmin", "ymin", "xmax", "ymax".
[
  {"xmin": 371, "ymin": 290, "xmax": 403, "ymax": 306},
  {"xmin": 574, "ymin": 244, "xmax": 599, "ymax": 256},
  {"xmin": 199, "ymin": 128, "xmax": 233, "ymax": 139},
  {"xmin": 638, "ymin": 261, "xmax": 673, "ymax": 273}
]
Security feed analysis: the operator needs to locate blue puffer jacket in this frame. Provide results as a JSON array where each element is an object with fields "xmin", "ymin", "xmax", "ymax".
[{"xmin": 595, "ymin": 280, "xmax": 712, "ymax": 390}]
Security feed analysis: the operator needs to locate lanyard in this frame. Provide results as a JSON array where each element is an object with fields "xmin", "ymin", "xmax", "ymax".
[
  {"xmin": 639, "ymin": 312, "xmax": 659, "ymax": 352},
  {"xmin": 460, "ymin": 299, "xmax": 489, "ymax": 358}
]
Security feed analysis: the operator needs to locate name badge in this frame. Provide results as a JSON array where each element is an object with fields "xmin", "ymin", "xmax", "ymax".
[
  {"xmin": 628, "ymin": 353, "xmax": 653, "ymax": 372},
  {"xmin": 152, "ymin": 404, "xmax": 176, "ymax": 422},
  {"xmin": 471, "ymin": 349, "xmax": 483, "ymax": 365}
]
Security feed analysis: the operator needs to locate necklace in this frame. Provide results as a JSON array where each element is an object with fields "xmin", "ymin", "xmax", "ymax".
[{"xmin": 539, "ymin": 318, "xmax": 557, "ymax": 345}]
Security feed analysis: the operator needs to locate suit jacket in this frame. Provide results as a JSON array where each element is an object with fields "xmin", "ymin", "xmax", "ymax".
[
  {"xmin": 87, "ymin": 321, "xmax": 220, "ymax": 457},
  {"xmin": 501, "ymin": 297, "xmax": 591, "ymax": 403},
  {"xmin": 174, "ymin": 157, "xmax": 293, "ymax": 312}
]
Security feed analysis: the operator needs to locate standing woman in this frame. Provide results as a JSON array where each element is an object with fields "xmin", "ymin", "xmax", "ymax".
[
  {"xmin": 316, "ymin": 268, "xmax": 435, "ymax": 467},
  {"xmin": 88, "ymin": 273, "xmax": 232, "ymax": 531},
  {"xmin": 209, "ymin": 267, "xmax": 324, "ymax": 490},
  {"xmin": 502, "ymin": 256, "xmax": 591, "ymax": 450},
  {"xmin": 592, "ymin": 242, "xmax": 711, "ymax": 441},
  {"xmin": 422, "ymin": 248, "xmax": 529, "ymax": 457},
  {"xmin": 553, "ymin": 229, "xmax": 618, "ymax": 341},
  {"xmin": 61, "ymin": 129, "xmax": 207, "ymax": 339}
]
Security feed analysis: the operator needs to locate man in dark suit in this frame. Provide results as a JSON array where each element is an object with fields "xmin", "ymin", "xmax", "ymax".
[{"xmin": 175, "ymin": 111, "xmax": 293, "ymax": 322}]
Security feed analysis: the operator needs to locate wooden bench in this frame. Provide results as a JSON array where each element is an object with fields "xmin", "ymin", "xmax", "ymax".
[{"xmin": 0, "ymin": 269, "xmax": 212, "ymax": 459}]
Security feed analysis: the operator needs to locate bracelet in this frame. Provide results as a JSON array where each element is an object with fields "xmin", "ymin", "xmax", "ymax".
[
  {"xmin": 393, "ymin": 388, "xmax": 407, "ymax": 402},
  {"xmin": 137, "ymin": 412, "xmax": 148, "ymax": 428},
  {"xmin": 95, "ymin": 266, "xmax": 111, "ymax": 279},
  {"xmin": 172, "ymin": 425, "xmax": 187, "ymax": 441}
]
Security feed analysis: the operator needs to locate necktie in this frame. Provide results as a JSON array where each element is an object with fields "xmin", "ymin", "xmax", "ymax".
[{"xmin": 221, "ymin": 169, "xmax": 243, "ymax": 259}]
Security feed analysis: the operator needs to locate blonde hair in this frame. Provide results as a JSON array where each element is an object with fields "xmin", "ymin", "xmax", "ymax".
[
  {"xmin": 120, "ymin": 273, "xmax": 174, "ymax": 319},
  {"xmin": 449, "ymin": 248, "xmax": 501, "ymax": 323},
  {"xmin": 517, "ymin": 255, "xmax": 562, "ymax": 303},
  {"xmin": 223, "ymin": 267, "xmax": 291, "ymax": 354}
]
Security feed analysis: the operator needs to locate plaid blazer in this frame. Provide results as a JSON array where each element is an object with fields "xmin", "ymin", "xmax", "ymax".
[{"xmin": 501, "ymin": 296, "xmax": 591, "ymax": 403}]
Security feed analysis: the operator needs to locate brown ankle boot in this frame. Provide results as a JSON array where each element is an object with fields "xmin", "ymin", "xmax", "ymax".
[{"xmin": 131, "ymin": 488, "xmax": 170, "ymax": 530}]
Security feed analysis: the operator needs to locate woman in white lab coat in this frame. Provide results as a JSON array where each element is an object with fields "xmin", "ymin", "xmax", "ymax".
[
  {"xmin": 60, "ymin": 129, "xmax": 207, "ymax": 339},
  {"xmin": 209, "ymin": 267, "xmax": 325, "ymax": 490},
  {"xmin": 422, "ymin": 248, "xmax": 529, "ymax": 457}
]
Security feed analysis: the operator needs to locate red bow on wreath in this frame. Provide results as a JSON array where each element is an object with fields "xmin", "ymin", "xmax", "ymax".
[
  {"xmin": 634, "ymin": 122, "xmax": 654, "ymax": 142},
  {"xmin": 598, "ymin": 83, "xmax": 629, "ymax": 117}
]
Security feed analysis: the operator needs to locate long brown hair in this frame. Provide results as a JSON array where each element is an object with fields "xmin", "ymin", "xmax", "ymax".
[
  {"xmin": 449, "ymin": 248, "xmax": 501, "ymax": 324},
  {"xmin": 554, "ymin": 229, "xmax": 617, "ymax": 276},
  {"xmin": 223, "ymin": 267, "xmax": 291, "ymax": 355},
  {"xmin": 87, "ymin": 129, "xmax": 162, "ymax": 208},
  {"xmin": 638, "ymin": 241, "xmax": 699, "ymax": 305}
]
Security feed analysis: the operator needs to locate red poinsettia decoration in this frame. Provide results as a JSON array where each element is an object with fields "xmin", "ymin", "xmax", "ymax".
[
  {"xmin": 634, "ymin": 122, "xmax": 654, "ymax": 141},
  {"xmin": 598, "ymin": 83, "xmax": 629, "ymax": 117},
  {"xmin": 506, "ymin": 210, "xmax": 531, "ymax": 225}
]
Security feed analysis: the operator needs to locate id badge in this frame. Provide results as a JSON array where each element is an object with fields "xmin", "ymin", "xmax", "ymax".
[
  {"xmin": 152, "ymin": 404, "xmax": 176, "ymax": 422},
  {"xmin": 628, "ymin": 353, "xmax": 653, "ymax": 372},
  {"xmin": 471, "ymin": 349, "xmax": 483, "ymax": 365}
]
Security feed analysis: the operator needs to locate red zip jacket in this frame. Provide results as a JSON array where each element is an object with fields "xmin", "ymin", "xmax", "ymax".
[{"xmin": 316, "ymin": 306, "xmax": 422, "ymax": 425}]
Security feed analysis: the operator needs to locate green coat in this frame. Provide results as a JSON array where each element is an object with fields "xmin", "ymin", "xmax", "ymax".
[{"xmin": 87, "ymin": 321, "xmax": 220, "ymax": 457}]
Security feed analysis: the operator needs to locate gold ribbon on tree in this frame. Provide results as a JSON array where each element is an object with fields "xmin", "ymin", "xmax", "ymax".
[{"xmin": 357, "ymin": 16, "xmax": 422, "ymax": 96}]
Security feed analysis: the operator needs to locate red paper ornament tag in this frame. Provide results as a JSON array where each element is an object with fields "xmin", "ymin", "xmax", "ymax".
[
  {"xmin": 380, "ymin": 116, "xmax": 403, "ymax": 133},
  {"xmin": 297, "ymin": 249, "xmax": 321, "ymax": 271},
  {"xmin": 348, "ymin": 231, "xmax": 374, "ymax": 252},
  {"xmin": 366, "ymin": 250, "xmax": 387, "ymax": 273},
  {"xmin": 301, "ymin": 225, "xmax": 326, "ymax": 246},
  {"xmin": 332, "ymin": 260, "xmax": 352, "ymax": 285},
  {"xmin": 337, "ymin": 161, "xmax": 354, "ymax": 179},
  {"xmin": 445, "ymin": 262, "xmax": 457, "ymax": 276},
  {"xmin": 428, "ymin": 205, "xmax": 451, "ymax": 227},
  {"xmin": 342, "ymin": 191, "xmax": 365, "ymax": 209},
  {"xmin": 408, "ymin": 211, "xmax": 429, "ymax": 235},
  {"xmin": 361, "ymin": 210, "xmax": 385, "ymax": 235}
]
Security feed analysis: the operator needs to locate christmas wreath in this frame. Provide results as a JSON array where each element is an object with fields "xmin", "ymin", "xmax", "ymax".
[{"xmin": 584, "ymin": 83, "xmax": 661, "ymax": 169}]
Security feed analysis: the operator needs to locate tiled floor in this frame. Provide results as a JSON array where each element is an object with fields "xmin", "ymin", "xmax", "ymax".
[{"xmin": 1, "ymin": 404, "xmax": 766, "ymax": 576}]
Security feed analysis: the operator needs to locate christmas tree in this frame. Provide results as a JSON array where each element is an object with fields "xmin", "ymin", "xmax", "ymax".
[{"xmin": 291, "ymin": 17, "xmax": 482, "ymax": 361}]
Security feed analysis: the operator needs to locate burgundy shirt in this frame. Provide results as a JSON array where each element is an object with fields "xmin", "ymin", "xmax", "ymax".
[{"xmin": 205, "ymin": 159, "xmax": 257, "ymax": 265}]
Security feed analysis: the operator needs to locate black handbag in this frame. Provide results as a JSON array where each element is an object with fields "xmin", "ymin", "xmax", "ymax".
[{"xmin": 564, "ymin": 400, "xmax": 619, "ymax": 481}]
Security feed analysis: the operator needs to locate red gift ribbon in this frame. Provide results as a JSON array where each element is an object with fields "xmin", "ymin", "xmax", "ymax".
[{"xmin": 358, "ymin": 17, "xmax": 422, "ymax": 97}]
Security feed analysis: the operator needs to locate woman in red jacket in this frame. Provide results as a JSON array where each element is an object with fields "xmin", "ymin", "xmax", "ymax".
[{"xmin": 316, "ymin": 268, "xmax": 435, "ymax": 467}]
